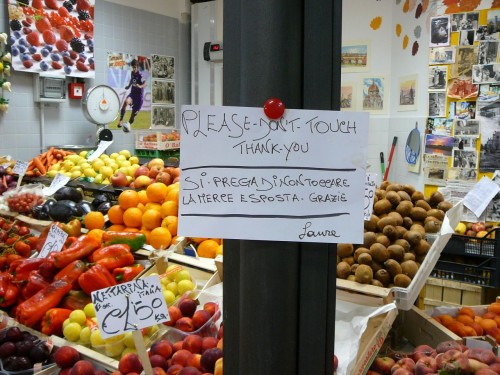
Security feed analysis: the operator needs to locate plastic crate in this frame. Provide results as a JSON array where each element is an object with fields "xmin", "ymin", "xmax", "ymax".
[
  {"xmin": 431, "ymin": 255, "xmax": 500, "ymax": 287},
  {"xmin": 442, "ymin": 229, "xmax": 500, "ymax": 257}
]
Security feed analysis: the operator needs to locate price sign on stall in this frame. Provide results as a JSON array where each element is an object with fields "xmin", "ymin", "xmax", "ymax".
[
  {"xmin": 42, "ymin": 173, "xmax": 70, "ymax": 196},
  {"xmin": 87, "ymin": 141, "xmax": 113, "ymax": 162},
  {"xmin": 12, "ymin": 161, "xmax": 28, "ymax": 175},
  {"xmin": 38, "ymin": 224, "xmax": 68, "ymax": 258},
  {"xmin": 364, "ymin": 172, "xmax": 377, "ymax": 221},
  {"xmin": 91, "ymin": 275, "xmax": 169, "ymax": 339}
]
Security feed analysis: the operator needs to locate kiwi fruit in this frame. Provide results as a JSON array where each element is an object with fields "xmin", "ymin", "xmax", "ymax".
[
  {"xmin": 413, "ymin": 239, "xmax": 431, "ymax": 256},
  {"xmin": 357, "ymin": 252, "xmax": 373, "ymax": 265},
  {"xmin": 370, "ymin": 261, "xmax": 384, "ymax": 273},
  {"xmin": 364, "ymin": 215, "xmax": 380, "ymax": 232},
  {"xmin": 394, "ymin": 239, "xmax": 411, "ymax": 252},
  {"xmin": 370, "ymin": 243, "xmax": 389, "ymax": 263},
  {"xmin": 375, "ymin": 234, "xmax": 391, "ymax": 248},
  {"xmin": 386, "ymin": 183, "xmax": 402, "ymax": 192},
  {"xmin": 379, "ymin": 181, "xmax": 391, "ymax": 190},
  {"xmin": 410, "ymin": 223, "xmax": 426, "ymax": 237},
  {"xmin": 424, "ymin": 218, "xmax": 442, "ymax": 233},
  {"xmin": 374, "ymin": 268, "xmax": 392, "ymax": 287},
  {"xmin": 382, "ymin": 225, "xmax": 398, "ymax": 242},
  {"xmin": 387, "ymin": 211, "xmax": 403, "ymax": 226},
  {"xmin": 427, "ymin": 208, "xmax": 445, "ymax": 221},
  {"xmin": 415, "ymin": 200, "xmax": 431, "ymax": 211},
  {"xmin": 375, "ymin": 189, "xmax": 387, "ymax": 200},
  {"xmin": 404, "ymin": 230, "xmax": 422, "ymax": 246},
  {"xmin": 385, "ymin": 191, "xmax": 401, "ymax": 207},
  {"xmin": 401, "ymin": 260, "xmax": 419, "ymax": 279},
  {"xmin": 411, "ymin": 191, "xmax": 424, "ymax": 202},
  {"xmin": 403, "ymin": 252, "xmax": 416, "ymax": 262},
  {"xmin": 337, "ymin": 262, "xmax": 351, "ymax": 279},
  {"xmin": 437, "ymin": 201, "xmax": 453, "ymax": 212},
  {"xmin": 402, "ymin": 216, "xmax": 414, "ymax": 229},
  {"xmin": 394, "ymin": 274, "xmax": 412, "ymax": 288},
  {"xmin": 347, "ymin": 275, "xmax": 356, "ymax": 282},
  {"xmin": 397, "ymin": 190, "xmax": 412, "ymax": 201},
  {"xmin": 384, "ymin": 259, "xmax": 403, "ymax": 278},
  {"xmin": 337, "ymin": 243, "xmax": 354, "ymax": 258},
  {"xmin": 410, "ymin": 207, "xmax": 428, "ymax": 222},
  {"xmin": 354, "ymin": 264, "xmax": 373, "ymax": 284},
  {"xmin": 377, "ymin": 216, "xmax": 398, "ymax": 232},
  {"xmin": 371, "ymin": 279, "xmax": 384, "ymax": 288},
  {"xmin": 354, "ymin": 247, "xmax": 371, "ymax": 262},
  {"xmin": 374, "ymin": 199, "xmax": 393, "ymax": 215},
  {"xmin": 350, "ymin": 263, "xmax": 359, "ymax": 274},
  {"xmin": 387, "ymin": 244, "xmax": 405, "ymax": 262},
  {"xmin": 395, "ymin": 226, "xmax": 408, "ymax": 239},
  {"xmin": 342, "ymin": 256, "xmax": 355, "ymax": 266},
  {"xmin": 402, "ymin": 184, "xmax": 416, "ymax": 196},
  {"xmin": 429, "ymin": 191, "xmax": 444, "ymax": 207},
  {"xmin": 363, "ymin": 232, "xmax": 378, "ymax": 248},
  {"xmin": 396, "ymin": 201, "xmax": 413, "ymax": 217}
]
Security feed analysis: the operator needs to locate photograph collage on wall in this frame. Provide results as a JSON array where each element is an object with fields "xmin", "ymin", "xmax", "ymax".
[
  {"xmin": 151, "ymin": 54, "xmax": 175, "ymax": 129},
  {"xmin": 426, "ymin": 7, "xmax": 500, "ymax": 181}
]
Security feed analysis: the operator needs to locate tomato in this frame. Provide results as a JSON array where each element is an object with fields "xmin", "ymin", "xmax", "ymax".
[
  {"xmin": 14, "ymin": 241, "xmax": 31, "ymax": 258},
  {"xmin": 0, "ymin": 218, "xmax": 6, "ymax": 228},
  {"xmin": 18, "ymin": 226, "xmax": 30, "ymax": 237},
  {"xmin": 26, "ymin": 236, "xmax": 38, "ymax": 250},
  {"xmin": 6, "ymin": 236, "xmax": 19, "ymax": 246}
]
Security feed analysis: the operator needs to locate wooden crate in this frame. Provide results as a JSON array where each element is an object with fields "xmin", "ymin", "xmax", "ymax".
[{"xmin": 420, "ymin": 277, "xmax": 485, "ymax": 310}]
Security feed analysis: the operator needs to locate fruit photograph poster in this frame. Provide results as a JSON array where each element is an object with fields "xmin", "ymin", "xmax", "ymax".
[
  {"xmin": 7, "ymin": 0, "xmax": 95, "ymax": 78},
  {"xmin": 106, "ymin": 52, "xmax": 152, "ymax": 131}
]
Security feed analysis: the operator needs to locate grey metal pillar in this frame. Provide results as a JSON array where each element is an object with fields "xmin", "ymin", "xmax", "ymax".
[{"xmin": 223, "ymin": 1, "xmax": 342, "ymax": 374}]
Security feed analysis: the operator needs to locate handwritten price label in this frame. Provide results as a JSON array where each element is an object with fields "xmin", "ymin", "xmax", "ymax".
[
  {"xmin": 87, "ymin": 141, "xmax": 113, "ymax": 162},
  {"xmin": 38, "ymin": 224, "xmax": 68, "ymax": 258},
  {"xmin": 12, "ymin": 161, "xmax": 28, "ymax": 175},
  {"xmin": 91, "ymin": 276, "xmax": 169, "ymax": 339},
  {"xmin": 364, "ymin": 172, "xmax": 377, "ymax": 221},
  {"xmin": 43, "ymin": 173, "xmax": 70, "ymax": 196}
]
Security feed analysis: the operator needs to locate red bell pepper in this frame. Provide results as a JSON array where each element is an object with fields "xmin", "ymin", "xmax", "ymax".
[
  {"xmin": 113, "ymin": 264, "xmax": 145, "ymax": 283},
  {"xmin": 92, "ymin": 245, "xmax": 135, "ymax": 271},
  {"xmin": 89, "ymin": 244, "xmax": 131, "ymax": 262},
  {"xmin": 0, "ymin": 273, "xmax": 19, "ymax": 308},
  {"xmin": 21, "ymin": 270, "xmax": 50, "ymax": 300},
  {"xmin": 15, "ymin": 279, "xmax": 73, "ymax": 327},
  {"xmin": 53, "ymin": 260, "xmax": 87, "ymax": 289},
  {"xmin": 52, "ymin": 235, "xmax": 100, "ymax": 269},
  {"xmin": 0, "ymin": 254, "xmax": 23, "ymax": 271},
  {"xmin": 35, "ymin": 226, "xmax": 51, "ymax": 253},
  {"xmin": 40, "ymin": 308, "xmax": 72, "ymax": 336},
  {"xmin": 12, "ymin": 258, "xmax": 46, "ymax": 283},
  {"xmin": 59, "ymin": 290, "xmax": 92, "ymax": 310},
  {"xmin": 78, "ymin": 264, "xmax": 117, "ymax": 296}
]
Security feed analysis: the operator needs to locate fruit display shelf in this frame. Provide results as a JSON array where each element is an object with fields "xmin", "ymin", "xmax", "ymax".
[{"xmin": 135, "ymin": 131, "xmax": 180, "ymax": 151}]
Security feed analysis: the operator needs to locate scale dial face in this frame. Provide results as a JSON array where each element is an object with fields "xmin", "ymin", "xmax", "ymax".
[{"xmin": 82, "ymin": 85, "xmax": 121, "ymax": 126}]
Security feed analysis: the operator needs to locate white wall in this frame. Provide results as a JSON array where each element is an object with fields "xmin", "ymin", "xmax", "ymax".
[{"xmin": 104, "ymin": 0, "xmax": 191, "ymax": 18}]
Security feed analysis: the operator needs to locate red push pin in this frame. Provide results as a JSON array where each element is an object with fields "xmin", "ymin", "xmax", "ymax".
[{"xmin": 263, "ymin": 97, "xmax": 285, "ymax": 120}]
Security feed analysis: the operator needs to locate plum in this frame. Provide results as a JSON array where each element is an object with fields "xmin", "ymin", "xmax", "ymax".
[
  {"xmin": 5, "ymin": 327, "xmax": 23, "ymax": 342},
  {"xmin": 30, "ymin": 342, "xmax": 50, "ymax": 363},
  {"xmin": 15, "ymin": 340, "xmax": 34, "ymax": 357},
  {"xmin": 0, "ymin": 342, "xmax": 16, "ymax": 359}
]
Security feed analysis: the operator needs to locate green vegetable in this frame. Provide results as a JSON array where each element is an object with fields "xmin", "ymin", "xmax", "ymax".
[{"xmin": 101, "ymin": 231, "xmax": 147, "ymax": 252}]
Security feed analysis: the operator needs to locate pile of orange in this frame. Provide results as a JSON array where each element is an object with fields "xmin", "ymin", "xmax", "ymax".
[
  {"xmin": 188, "ymin": 237, "xmax": 223, "ymax": 258},
  {"xmin": 433, "ymin": 302, "xmax": 500, "ymax": 342},
  {"xmin": 108, "ymin": 182, "xmax": 180, "ymax": 249}
]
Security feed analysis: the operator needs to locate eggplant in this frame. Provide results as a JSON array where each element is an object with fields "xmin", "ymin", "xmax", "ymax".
[
  {"xmin": 48, "ymin": 200, "xmax": 80, "ymax": 222},
  {"xmin": 53, "ymin": 186, "xmax": 83, "ymax": 203},
  {"xmin": 91, "ymin": 193, "xmax": 110, "ymax": 210},
  {"xmin": 77, "ymin": 200, "xmax": 93, "ymax": 215},
  {"xmin": 96, "ymin": 201, "xmax": 111, "ymax": 215},
  {"xmin": 41, "ymin": 198, "xmax": 57, "ymax": 215},
  {"xmin": 31, "ymin": 205, "xmax": 50, "ymax": 220}
]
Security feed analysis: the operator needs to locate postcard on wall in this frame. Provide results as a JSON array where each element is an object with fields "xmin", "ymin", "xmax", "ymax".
[
  {"xmin": 447, "ymin": 167, "xmax": 479, "ymax": 182},
  {"xmin": 426, "ymin": 117, "xmax": 453, "ymax": 136},
  {"xmin": 452, "ymin": 46, "xmax": 477, "ymax": 79},
  {"xmin": 151, "ymin": 106, "xmax": 176, "ymax": 129},
  {"xmin": 488, "ymin": 9, "xmax": 500, "ymax": 33},
  {"xmin": 455, "ymin": 101, "xmax": 476, "ymax": 120},
  {"xmin": 451, "ymin": 12, "xmax": 479, "ymax": 32},
  {"xmin": 424, "ymin": 134, "xmax": 454, "ymax": 156},
  {"xmin": 477, "ymin": 101, "xmax": 500, "ymax": 172},
  {"xmin": 423, "ymin": 154, "xmax": 449, "ymax": 186},
  {"xmin": 478, "ymin": 84, "xmax": 500, "ymax": 102},
  {"xmin": 459, "ymin": 30, "xmax": 476, "ymax": 46},
  {"xmin": 453, "ymin": 136, "xmax": 477, "ymax": 150},
  {"xmin": 428, "ymin": 92, "xmax": 447, "ymax": 117},
  {"xmin": 398, "ymin": 75, "xmax": 417, "ymax": 111},
  {"xmin": 151, "ymin": 55, "xmax": 175, "ymax": 80},
  {"xmin": 472, "ymin": 63, "xmax": 500, "ymax": 84},
  {"xmin": 452, "ymin": 149, "xmax": 478, "ymax": 169},
  {"xmin": 447, "ymin": 78, "xmax": 478, "ymax": 100},
  {"xmin": 429, "ymin": 46, "xmax": 456, "ymax": 65},
  {"xmin": 152, "ymin": 80, "xmax": 175, "ymax": 105},
  {"xmin": 361, "ymin": 77, "xmax": 387, "ymax": 113},
  {"xmin": 453, "ymin": 118, "xmax": 480, "ymax": 137},
  {"xmin": 429, "ymin": 66, "xmax": 448, "ymax": 91},
  {"xmin": 340, "ymin": 83, "xmax": 356, "ymax": 111},
  {"xmin": 341, "ymin": 41, "xmax": 370, "ymax": 72},
  {"xmin": 477, "ymin": 41, "xmax": 499, "ymax": 64},
  {"xmin": 476, "ymin": 25, "xmax": 499, "ymax": 41},
  {"xmin": 486, "ymin": 171, "xmax": 500, "ymax": 222},
  {"xmin": 430, "ymin": 16, "xmax": 451, "ymax": 47}
]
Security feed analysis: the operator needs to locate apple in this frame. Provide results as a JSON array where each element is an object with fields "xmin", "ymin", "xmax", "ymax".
[
  {"xmin": 472, "ymin": 221, "xmax": 486, "ymax": 232},
  {"xmin": 156, "ymin": 171, "xmax": 173, "ymax": 185},
  {"xmin": 148, "ymin": 158, "xmax": 165, "ymax": 169},
  {"xmin": 129, "ymin": 156, "xmax": 140, "ymax": 165},
  {"xmin": 436, "ymin": 340, "xmax": 463, "ymax": 354},
  {"xmin": 134, "ymin": 175, "xmax": 152, "ymax": 189},
  {"xmin": 466, "ymin": 229, "xmax": 478, "ymax": 237},
  {"xmin": 149, "ymin": 166, "xmax": 163, "ymax": 180},
  {"xmin": 134, "ymin": 165, "xmax": 150, "ymax": 178},
  {"xmin": 435, "ymin": 349, "xmax": 469, "ymax": 373},
  {"xmin": 391, "ymin": 357, "xmax": 415, "ymax": 373},
  {"xmin": 99, "ymin": 165, "xmax": 114, "ymax": 178},
  {"xmin": 111, "ymin": 171, "xmax": 128, "ymax": 187},
  {"xmin": 414, "ymin": 356, "xmax": 437, "ymax": 375},
  {"xmin": 372, "ymin": 356, "xmax": 395, "ymax": 374}
]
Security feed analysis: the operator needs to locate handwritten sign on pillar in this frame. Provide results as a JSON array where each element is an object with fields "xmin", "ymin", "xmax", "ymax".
[{"xmin": 179, "ymin": 105, "xmax": 369, "ymax": 244}]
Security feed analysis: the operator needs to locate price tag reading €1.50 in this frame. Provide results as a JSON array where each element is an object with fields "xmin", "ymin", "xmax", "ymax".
[
  {"xmin": 38, "ymin": 224, "xmax": 68, "ymax": 258},
  {"xmin": 12, "ymin": 160, "xmax": 29, "ymax": 175},
  {"xmin": 364, "ymin": 172, "xmax": 377, "ymax": 221},
  {"xmin": 91, "ymin": 275, "xmax": 170, "ymax": 339}
]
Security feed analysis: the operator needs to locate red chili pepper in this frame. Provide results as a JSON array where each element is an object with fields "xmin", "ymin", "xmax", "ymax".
[
  {"xmin": 12, "ymin": 258, "xmax": 46, "ymax": 283},
  {"xmin": 59, "ymin": 290, "xmax": 92, "ymax": 311},
  {"xmin": 53, "ymin": 260, "xmax": 87, "ymax": 289},
  {"xmin": 78, "ymin": 264, "xmax": 117, "ymax": 296},
  {"xmin": 40, "ymin": 308, "xmax": 72, "ymax": 336},
  {"xmin": 14, "ymin": 240, "xmax": 32, "ymax": 258},
  {"xmin": 52, "ymin": 235, "xmax": 100, "ymax": 269},
  {"xmin": 112, "ymin": 264, "xmax": 145, "ymax": 283},
  {"xmin": 35, "ymin": 226, "xmax": 52, "ymax": 253},
  {"xmin": 21, "ymin": 271, "xmax": 50, "ymax": 300},
  {"xmin": 89, "ymin": 244, "xmax": 131, "ymax": 262},
  {"xmin": 15, "ymin": 279, "xmax": 73, "ymax": 327}
]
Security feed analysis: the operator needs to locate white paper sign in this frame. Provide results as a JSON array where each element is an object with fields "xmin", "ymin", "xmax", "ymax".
[
  {"xmin": 364, "ymin": 172, "xmax": 377, "ymax": 221},
  {"xmin": 38, "ymin": 224, "xmax": 68, "ymax": 258},
  {"xmin": 464, "ymin": 176, "xmax": 500, "ymax": 218},
  {"xmin": 179, "ymin": 105, "xmax": 369, "ymax": 243},
  {"xmin": 42, "ymin": 173, "xmax": 70, "ymax": 196},
  {"xmin": 91, "ymin": 276, "xmax": 169, "ymax": 339},
  {"xmin": 87, "ymin": 141, "xmax": 113, "ymax": 162},
  {"xmin": 12, "ymin": 160, "xmax": 28, "ymax": 175}
]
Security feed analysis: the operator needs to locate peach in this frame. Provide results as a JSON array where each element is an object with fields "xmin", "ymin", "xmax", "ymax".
[
  {"xmin": 465, "ymin": 348, "xmax": 497, "ymax": 365},
  {"xmin": 153, "ymin": 368, "xmax": 167, "ymax": 375},
  {"xmin": 468, "ymin": 358, "xmax": 489, "ymax": 372},
  {"xmin": 200, "ymin": 348, "xmax": 222, "ymax": 373},
  {"xmin": 53, "ymin": 346, "xmax": 81, "ymax": 368},
  {"xmin": 436, "ymin": 340, "xmax": 462, "ymax": 354},
  {"xmin": 216, "ymin": 338, "xmax": 223, "ymax": 351},
  {"xmin": 172, "ymin": 349, "xmax": 192, "ymax": 367},
  {"xmin": 214, "ymin": 358, "xmax": 223, "ymax": 375},
  {"xmin": 391, "ymin": 357, "xmax": 415, "ymax": 373},
  {"xmin": 149, "ymin": 354, "xmax": 167, "ymax": 370},
  {"xmin": 475, "ymin": 369, "xmax": 498, "ymax": 375},
  {"xmin": 173, "ymin": 340, "xmax": 184, "ymax": 353},
  {"xmin": 166, "ymin": 365, "xmax": 183, "ymax": 375},
  {"xmin": 435, "ymin": 350, "xmax": 469, "ymax": 373},
  {"xmin": 118, "ymin": 353, "xmax": 143, "ymax": 375},
  {"xmin": 371, "ymin": 356, "xmax": 395, "ymax": 373},
  {"xmin": 151, "ymin": 339, "xmax": 173, "ymax": 359},
  {"xmin": 183, "ymin": 334, "xmax": 203, "ymax": 354},
  {"xmin": 166, "ymin": 306, "xmax": 183, "ymax": 326},
  {"xmin": 178, "ymin": 367, "xmax": 202, "ymax": 375},
  {"xmin": 203, "ymin": 302, "xmax": 219, "ymax": 317},
  {"xmin": 192, "ymin": 310, "xmax": 211, "ymax": 330},
  {"xmin": 186, "ymin": 353, "xmax": 202, "ymax": 370},
  {"xmin": 391, "ymin": 369, "xmax": 413, "ymax": 375},
  {"xmin": 414, "ymin": 356, "xmax": 437, "ymax": 374},
  {"xmin": 176, "ymin": 317, "xmax": 195, "ymax": 333},
  {"xmin": 201, "ymin": 337, "xmax": 218, "ymax": 353},
  {"xmin": 412, "ymin": 344, "xmax": 434, "ymax": 362},
  {"xmin": 179, "ymin": 299, "xmax": 197, "ymax": 318},
  {"xmin": 69, "ymin": 360, "xmax": 95, "ymax": 375},
  {"xmin": 489, "ymin": 363, "xmax": 500, "ymax": 374},
  {"xmin": 217, "ymin": 323, "xmax": 223, "ymax": 340}
]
